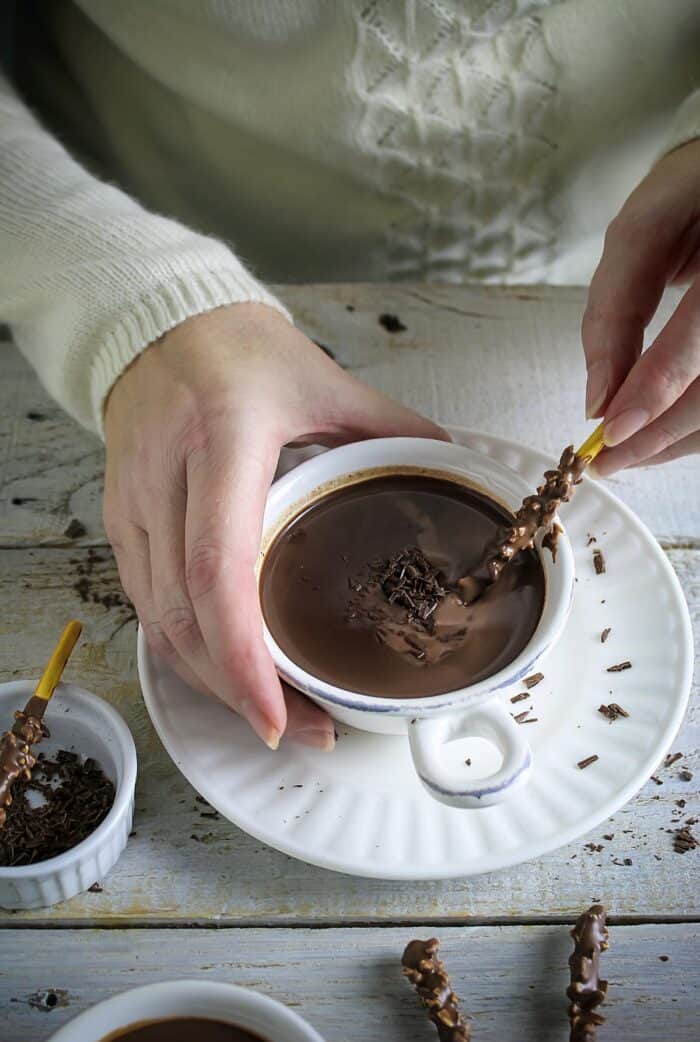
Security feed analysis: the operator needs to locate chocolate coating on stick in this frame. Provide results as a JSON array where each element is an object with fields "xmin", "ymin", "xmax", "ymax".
[
  {"xmin": 0, "ymin": 707, "xmax": 47, "ymax": 827},
  {"xmin": 567, "ymin": 904, "xmax": 609, "ymax": 1042},
  {"xmin": 459, "ymin": 445, "xmax": 588, "ymax": 600},
  {"xmin": 402, "ymin": 937, "xmax": 470, "ymax": 1041}
]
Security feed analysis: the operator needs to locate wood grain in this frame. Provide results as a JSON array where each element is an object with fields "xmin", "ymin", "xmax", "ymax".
[
  {"xmin": 3, "ymin": 924, "xmax": 697, "ymax": 1041},
  {"xmin": 1, "ymin": 284, "xmax": 698, "ymax": 548},
  {"xmin": 0, "ymin": 542, "xmax": 696, "ymax": 924}
]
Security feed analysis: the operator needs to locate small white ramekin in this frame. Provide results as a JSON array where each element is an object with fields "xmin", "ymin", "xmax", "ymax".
[
  {"xmin": 47, "ymin": 980, "xmax": 325, "ymax": 1042},
  {"xmin": 0, "ymin": 681, "xmax": 136, "ymax": 910},
  {"xmin": 259, "ymin": 437, "xmax": 575, "ymax": 810}
]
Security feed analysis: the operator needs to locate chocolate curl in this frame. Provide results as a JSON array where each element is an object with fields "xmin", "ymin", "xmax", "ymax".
[
  {"xmin": 460, "ymin": 445, "xmax": 587, "ymax": 600},
  {"xmin": 567, "ymin": 904, "xmax": 609, "ymax": 1042},
  {"xmin": 402, "ymin": 937, "xmax": 471, "ymax": 1042}
]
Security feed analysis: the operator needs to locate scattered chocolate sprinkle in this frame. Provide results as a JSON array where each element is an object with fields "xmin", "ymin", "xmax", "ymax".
[
  {"xmin": 402, "ymin": 937, "xmax": 470, "ymax": 1041},
  {"xmin": 663, "ymin": 752, "xmax": 683, "ymax": 769},
  {"xmin": 600, "ymin": 628, "xmax": 611, "ymax": 643},
  {"xmin": 26, "ymin": 411, "xmax": 45, "ymax": 421},
  {"xmin": 567, "ymin": 904, "xmax": 608, "ymax": 1042},
  {"xmin": 593, "ymin": 549, "xmax": 606, "ymax": 575},
  {"xmin": 577, "ymin": 755, "xmax": 599, "ymax": 770},
  {"xmin": 523, "ymin": 672, "xmax": 544, "ymax": 689},
  {"xmin": 679, "ymin": 770, "xmax": 693, "ymax": 782},
  {"xmin": 650, "ymin": 776, "xmax": 663, "ymax": 786},
  {"xmin": 606, "ymin": 661, "xmax": 631, "ymax": 673},
  {"xmin": 521, "ymin": 717, "xmax": 538, "ymax": 724},
  {"xmin": 88, "ymin": 882, "xmax": 103, "ymax": 893},
  {"xmin": 0, "ymin": 750, "xmax": 114, "ymax": 866},
  {"xmin": 603, "ymin": 834, "xmax": 614, "ymax": 841},
  {"xmin": 379, "ymin": 312, "xmax": 407, "ymax": 334},
  {"xmin": 676, "ymin": 799, "xmax": 687, "ymax": 809},
  {"xmin": 464, "ymin": 758, "xmax": 471, "ymax": 766},
  {"xmin": 586, "ymin": 534, "xmax": 597, "ymax": 546},
  {"xmin": 659, "ymin": 955, "xmax": 669, "ymax": 962},
  {"xmin": 364, "ymin": 546, "xmax": 447, "ymax": 633},
  {"xmin": 64, "ymin": 518, "xmax": 86, "ymax": 540},
  {"xmin": 345, "ymin": 304, "xmax": 355, "ymax": 312},
  {"xmin": 513, "ymin": 710, "xmax": 531, "ymax": 723},
  {"xmin": 510, "ymin": 691, "xmax": 530, "ymax": 704},
  {"xmin": 11, "ymin": 496, "xmax": 37, "ymax": 505},
  {"xmin": 598, "ymin": 702, "xmax": 628, "ymax": 722},
  {"xmin": 673, "ymin": 827, "xmax": 697, "ymax": 853}
]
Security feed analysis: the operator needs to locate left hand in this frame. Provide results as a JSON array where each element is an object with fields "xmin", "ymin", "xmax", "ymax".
[{"xmin": 582, "ymin": 138, "xmax": 700, "ymax": 476}]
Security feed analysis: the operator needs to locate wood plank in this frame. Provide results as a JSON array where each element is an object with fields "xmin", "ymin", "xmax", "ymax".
[
  {"xmin": 1, "ymin": 284, "xmax": 698, "ymax": 547},
  {"xmin": 2, "ymin": 924, "xmax": 698, "ymax": 1041},
  {"xmin": 0, "ymin": 545, "xmax": 697, "ymax": 925}
]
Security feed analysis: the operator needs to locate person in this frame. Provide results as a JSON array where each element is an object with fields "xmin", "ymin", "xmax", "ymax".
[{"xmin": 1, "ymin": 2, "xmax": 698, "ymax": 751}]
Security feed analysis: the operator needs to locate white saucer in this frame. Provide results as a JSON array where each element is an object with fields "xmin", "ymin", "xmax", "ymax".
[{"xmin": 138, "ymin": 429, "xmax": 694, "ymax": 880}]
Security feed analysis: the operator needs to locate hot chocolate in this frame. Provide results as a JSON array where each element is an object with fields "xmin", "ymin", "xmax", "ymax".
[
  {"xmin": 260, "ymin": 473, "xmax": 545, "ymax": 698},
  {"xmin": 101, "ymin": 1018, "xmax": 268, "ymax": 1042}
]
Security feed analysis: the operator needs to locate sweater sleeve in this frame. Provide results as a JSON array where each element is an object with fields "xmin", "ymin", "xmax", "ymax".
[
  {"xmin": 0, "ymin": 72, "xmax": 292, "ymax": 436},
  {"xmin": 662, "ymin": 86, "xmax": 700, "ymax": 157}
]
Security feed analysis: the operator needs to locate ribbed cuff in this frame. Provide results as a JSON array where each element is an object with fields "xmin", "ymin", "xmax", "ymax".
[
  {"xmin": 659, "ymin": 87, "xmax": 700, "ymax": 160},
  {"xmin": 89, "ymin": 267, "xmax": 293, "ymax": 438}
]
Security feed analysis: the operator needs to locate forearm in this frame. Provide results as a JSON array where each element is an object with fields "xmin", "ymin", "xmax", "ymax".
[{"xmin": 0, "ymin": 72, "xmax": 290, "ymax": 435}]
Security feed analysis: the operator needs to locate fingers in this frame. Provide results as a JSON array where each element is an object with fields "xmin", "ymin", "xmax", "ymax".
[
  {"xmin": 592, "ymin": 376, "xmax": 700, "ymax": 475},
  {"xmin": 184, "ymin": 427, "xmax": 287, "ymax": 748},
  {"xmin": 601, "ymin": 278, "xmax": 700, "ymax": 448},
  {"xmin": 582, "ymin": 214, "xmax": 673, "ymax": 419},
  {"xmin": 282, "ymin": 684, "xmax": 336, "ymax": 751},
  {"xmin": 642, "ymin": 430, "xmax": 700, "ymax": 466}
]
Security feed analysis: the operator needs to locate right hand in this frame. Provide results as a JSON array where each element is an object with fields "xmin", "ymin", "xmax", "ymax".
[{"xmin": 103, "ymin": 303, "xmax": 448, "ymax": 750}]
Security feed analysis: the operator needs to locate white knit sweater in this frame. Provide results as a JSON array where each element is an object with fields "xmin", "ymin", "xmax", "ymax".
[{"xmin": 1, "ymin": 0, "xmax": 699, "ymax": 433}]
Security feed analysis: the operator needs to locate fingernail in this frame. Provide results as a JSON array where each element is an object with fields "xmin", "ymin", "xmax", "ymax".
[
  {"xmin": 604, "ymin": 408, "xmax": 650, "ymax": 447},
  {"xmin": 585, "ymin": 361, "xmax": 609, "ymax": 419},
  {"xmin": 586, "ymin": 460, "xmax": 601, "ymax": 480},
  {"xmin": 289, "ymin": 726, "xmax": 336, "ymax": 751},
  {"xmin": 239, "ymin": 698, "xmax": 282, "ymax": 750}
]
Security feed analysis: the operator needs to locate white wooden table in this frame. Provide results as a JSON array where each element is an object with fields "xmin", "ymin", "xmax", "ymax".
[{"xmin": 1, "ymin": 284, "xmax": 698, "ymax": 1040}]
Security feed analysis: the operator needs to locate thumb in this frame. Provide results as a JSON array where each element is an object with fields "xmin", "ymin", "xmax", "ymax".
[{"xmin": 326, "ymin": 370, "xmax": 451, "ymax": 445}]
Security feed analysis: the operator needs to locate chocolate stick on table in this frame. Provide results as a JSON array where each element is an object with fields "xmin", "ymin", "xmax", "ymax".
[
  {"xmin": 0, "ymin": 620, "xmax": 82, "ymax": 827},
  {"xmin": 402, "ymin": 937, "xmax": 471, "ymax": 1042},
  {"xmin": 567, "ymin": 904, "xmax": 609, "ymax": 1041},
  {"xmin": 459, "ymin": 423, "xmax": 605, "ymax": 602}
]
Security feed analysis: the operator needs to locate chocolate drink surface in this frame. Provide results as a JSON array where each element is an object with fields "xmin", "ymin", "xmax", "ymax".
[
  {"xmin": 101, "ymin": 1018, "xmax": 268, "ymax": 1042},
  {"xmin": 260, "ymin": 474, "xmax": 545, "ymax": 698}
]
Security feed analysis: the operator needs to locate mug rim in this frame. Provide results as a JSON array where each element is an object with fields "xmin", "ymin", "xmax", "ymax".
[{"xmin": 259, "ymin": 437, "xmax": 574, "ymax": 715}]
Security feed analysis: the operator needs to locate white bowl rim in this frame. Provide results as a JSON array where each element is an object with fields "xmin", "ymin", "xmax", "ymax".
[
  {"xmin": 0, "ymin": 680, "xmax": 137, "ymax": 877},
  {"xmin": 259, "ymin": 437, "xmax": 575, "ymax": 711},
  {"xmin": 46, "ymin": 979, "xmax": 325, "ymax": 1042}
]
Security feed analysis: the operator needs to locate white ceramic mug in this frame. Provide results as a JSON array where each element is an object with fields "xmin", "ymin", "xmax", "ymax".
[
  {"xmin": 259, "ymin": 437, "xmax": 575, "ymax": 809},
  {"xmin": 47, "ymin": 980, "xmax": 324, "ymax": 1042}
]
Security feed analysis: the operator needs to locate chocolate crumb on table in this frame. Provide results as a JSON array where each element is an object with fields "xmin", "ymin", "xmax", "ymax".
[
  {"xmin": 598, "ymin": 703, "xmax": 629, "ymax": 722},
  {"xmin": 378, "ymin": 312, "xmax": 407, "ymax": 333},
  {"xmin": 673, "ymin": 827, "xmax": 698, "ymax": 854},
  {"xmin": 606, "ymin": 661, "xmax": 631, "ymax": 673},
  {"xmin": 567, "ymin": 904, "xmax": 609, "ymax": 1042},
  {"xmin": 401, "ymin": 937, "xmax": 471, "ymax": 1041},
  {"xmin": 593, "ymin": 549, "xmax": 606, "ymax": 574},
  {"xmin": 600, "ymin": 627, "xmax": 611, "ymax": 643},
  {"xmin": 577, "ymin": 755, "xmax": 599, "ymax": 770},
  {"xmin": 523, "ymin": 672, "xmax": 544, "ymax": 689}
]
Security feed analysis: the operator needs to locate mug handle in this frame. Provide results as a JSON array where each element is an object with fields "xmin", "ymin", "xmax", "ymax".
[{"xmin": 408, "ymin": 700, "xmax": 532, "ymax": 808}]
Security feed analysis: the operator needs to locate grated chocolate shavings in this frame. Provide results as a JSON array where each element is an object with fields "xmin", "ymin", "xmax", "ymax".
[
  {"xmin": 598, "ymin": 703, "xmax": 628, "ymax": 722},
  {"xmin": 679, "ymin": 770, "xmax": 694, "ymax": 782},
  {"xmin": 593, "ymin": 549, "xmax": 606, "ymax": 574},
  {"xmin": 577, "ymin": 755, "xmax": 599, "ymax": 770},
  {"xmin": 664, "ymin": 752, "xmax": 683, "ymax": 769},
  {"xmin": 379, "ymin": 312, "xmax": 407, "ymax": 333},
  {"xmin": 606, "ymin": 661, "xmax": 631, "ymax": 673},
  {"xmin": 523, "ymin": 672, "xmax": 544, "ymax": 689},
  {"xmin": 510, "ymin": 691, "xmax": 530, "ymax": 704},
  {"xmin": 600, "ymin": 627, "xmax": 611, "ymax": 643},
  {"xmin": 673, "ymin": 827, "xmax": 698, "ymax": 854}
]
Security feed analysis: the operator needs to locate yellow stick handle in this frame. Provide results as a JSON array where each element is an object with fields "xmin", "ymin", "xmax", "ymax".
[
  {"xmin": 32, "ymin": 620, "xmax": 83, "ymax": 703},
  {"xmin": 575, "ymin": 422, "xmax": 606, "ymax": 464}
]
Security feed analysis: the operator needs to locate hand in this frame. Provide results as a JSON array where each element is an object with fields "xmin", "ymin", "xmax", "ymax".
[
  {"xmin": 103, "ymin": 303, "xmax": 448, "ymax": 749},
  {"xmin": 582, "ymin": 138, "xmax": 700, "ymax": 476}
]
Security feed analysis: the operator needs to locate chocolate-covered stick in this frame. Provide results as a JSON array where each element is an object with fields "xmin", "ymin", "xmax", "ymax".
[
  {"xmin": 402, "ymin": 937, "xmax": 471, "ymax": 1042},
  {"xmin": 0, "ymin": 620, "xmax": 82, "ymax": 827},
  {"xmin": 567, "ymin": 904, "xmax": 609, "ymax": 1042},
  {"xmin": 459, "ymin": 424, "xmax": 605, "ymax": 602}
]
